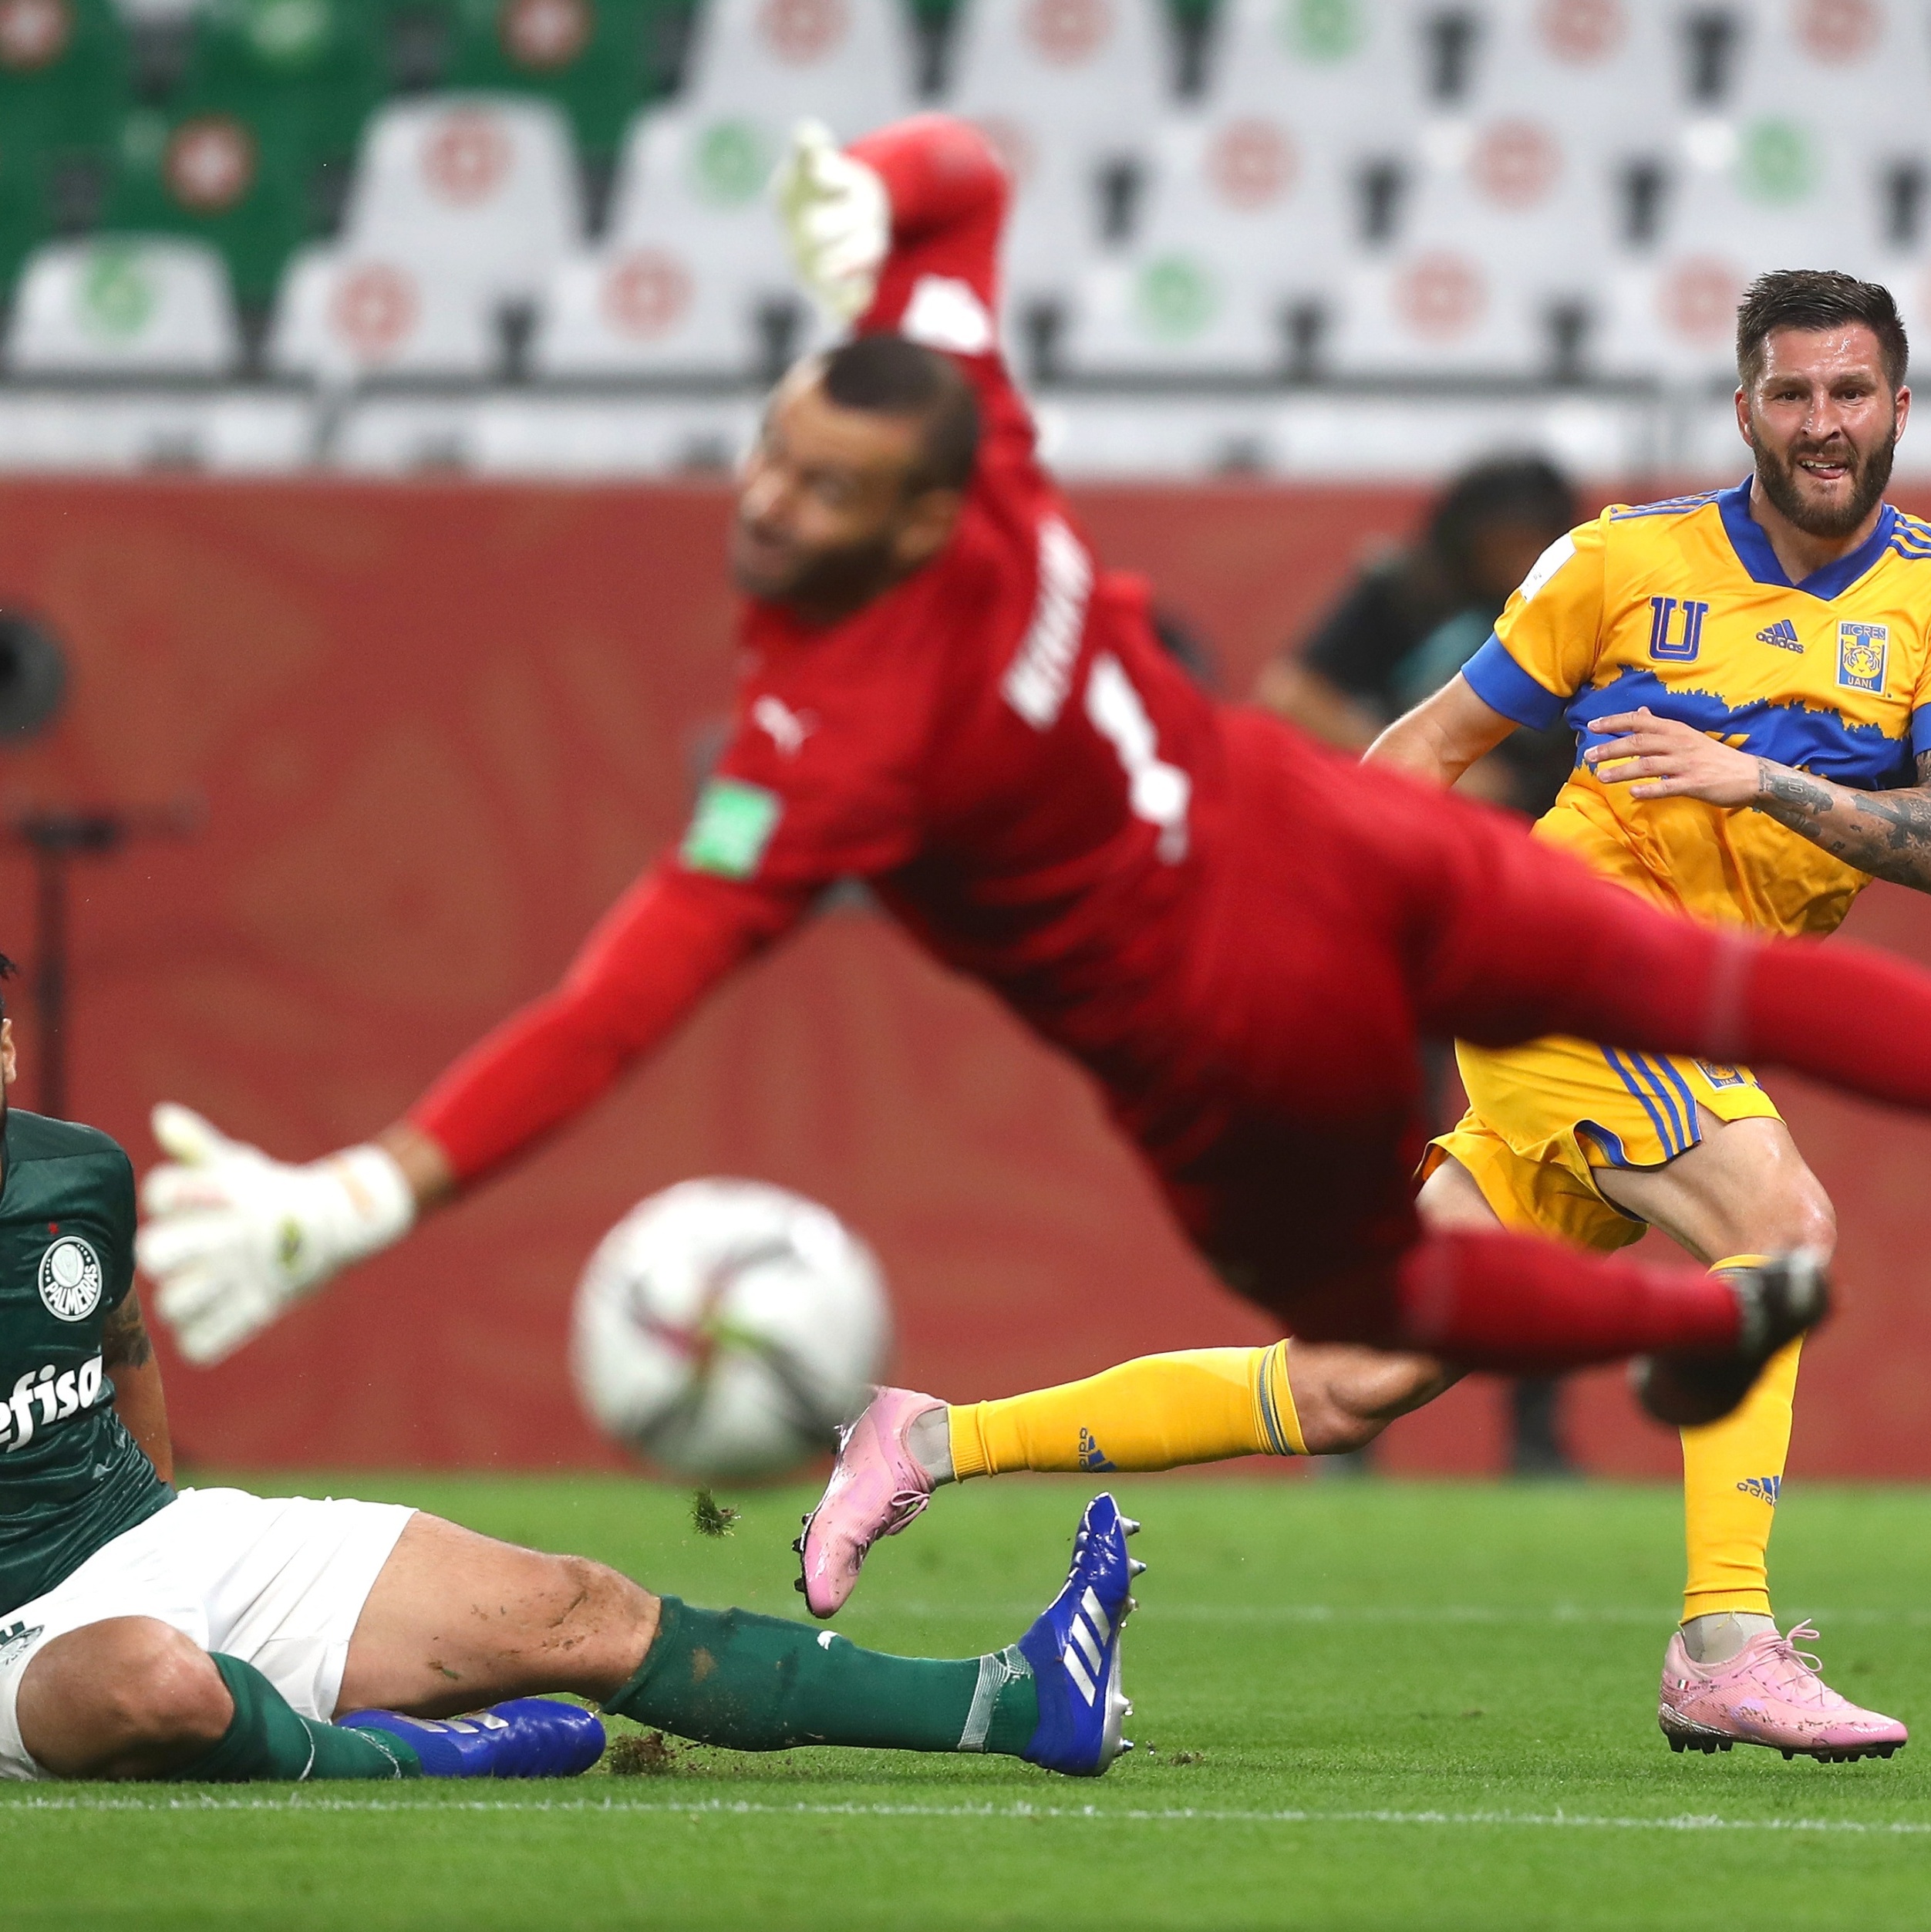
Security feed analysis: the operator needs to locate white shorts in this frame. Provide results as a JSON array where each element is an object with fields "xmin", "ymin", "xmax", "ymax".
[{"xmin": 0, "ymin": 1487, "xmax": 413, "ymax": 1781}]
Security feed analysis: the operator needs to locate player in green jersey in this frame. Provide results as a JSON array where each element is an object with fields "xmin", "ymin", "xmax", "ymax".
[{"xmin": 0, "ymin": 959, "xmax": 1141, "ymax": 1783}]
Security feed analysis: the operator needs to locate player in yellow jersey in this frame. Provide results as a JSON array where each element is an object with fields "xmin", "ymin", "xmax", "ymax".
[
  {"xmin": 797, "ymin": 271, "xmax": 1915, "ymax": 1766},
  {"xmin": 1366, "ymin": 268, "xmax": 1922, "ymax": 1758}
]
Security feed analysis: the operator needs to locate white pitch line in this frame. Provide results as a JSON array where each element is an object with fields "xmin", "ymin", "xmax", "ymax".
[
  {"xmin": 856, "ymin": 1603, "xmax": 1931, "ymax": 1627},
  {"xmin": 5, "ymin": 1794, "xmax": 1929, "ymax": 1836}
]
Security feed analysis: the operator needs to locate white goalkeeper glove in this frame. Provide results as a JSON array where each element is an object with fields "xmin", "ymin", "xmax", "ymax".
[
  {"xmin": 773, "ymin": 119, "xmax": 890, "ymax": 322},
  {"xmin": 137, "ymin": 1103, "xmax": 416, "ymax": 1366}
]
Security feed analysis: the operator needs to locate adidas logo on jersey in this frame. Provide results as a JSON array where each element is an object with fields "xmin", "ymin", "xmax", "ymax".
[
  {"xmin": 1077, "ymin": 1427, "xmax": 1117, "ymax": 1472},
  {"xmin": 1756, "ymin": 619, "xmax": 1803, "ymax": 652},
  {"xmin": 1736, "ymin": 1475, "xmax": 1781, "ymax": 1504},
  {"xmin": 1061, "ymin": 1585, "xmax": 1113, "ymax": 1705}
]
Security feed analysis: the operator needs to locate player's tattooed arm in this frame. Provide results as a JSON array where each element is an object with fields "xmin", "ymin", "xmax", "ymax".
[
  {"xmin": 100, "ymin": 1291, "xmax": 153, "ymax": 1370},
  {"xmin": 103, "ymin": 1290, "xmax": 174, "ymax": 1483},
  {"xmin": 1586, "ymin": 712, "xmax": 1931, "ymax": 890},
  {"xmin": 1748, "ymin": 750, "xmax": 1931, "ymax": 892}
]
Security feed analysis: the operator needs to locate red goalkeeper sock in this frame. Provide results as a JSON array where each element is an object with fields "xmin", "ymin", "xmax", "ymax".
[{"xmin": 1289, "ymin": 1230, "xmax": 1740, "ymax": 1376}]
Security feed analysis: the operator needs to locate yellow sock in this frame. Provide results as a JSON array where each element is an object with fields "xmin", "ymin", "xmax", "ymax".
[
  {"xmin": 1680, "ymin": 1253, "xmax": 1802, "ymax": 1621},
  {"xmin": 948, "ymin": 1344, "xmax": 1305, "ymax": 1480}
]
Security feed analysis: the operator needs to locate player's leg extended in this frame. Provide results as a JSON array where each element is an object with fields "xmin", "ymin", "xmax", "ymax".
[
  {"xmin": 341, "ymin": 1505, "xmax": 1141, "ymax": 1776},
  {"xmin": 796, "ymin": 1344, "xmax": 1457, "ymax": 1617}
]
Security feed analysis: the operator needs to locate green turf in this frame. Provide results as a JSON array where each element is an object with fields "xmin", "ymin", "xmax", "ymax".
[{"xmin": 5, "ymin": 1474, "xmax": 1929, "ymax": 1930}]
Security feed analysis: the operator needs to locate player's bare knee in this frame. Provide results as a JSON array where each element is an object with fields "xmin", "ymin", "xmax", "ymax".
[
  {"xmin": 1290, "ymin": 1347, "xmax": 1457, "ymax": 1455},
  {"xmin": 22, "ymin": 1620, "xmax": 230, "ymax": 1775},
  {"xmin": 522, "ymin": 1553, "xmax": 655, "ymax": 1678}
]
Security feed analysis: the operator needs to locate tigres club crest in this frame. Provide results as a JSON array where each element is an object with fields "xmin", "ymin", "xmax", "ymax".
[
  {"xmin": 38, "ymin": 1236, "xmax": 102, "ymax": 1321},
  {"xmin": 1838, "ymin": 620, "xmax": 1889, "ymax": 694}
]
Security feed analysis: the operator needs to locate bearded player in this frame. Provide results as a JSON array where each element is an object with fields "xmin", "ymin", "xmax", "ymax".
[
  {"xmin": 806, "ymin": 268, "xmax": 1919, "ymax": 1768},
  {"xmin": 1370, "ymin": 271, "xmax": 1923, "ymax": 1761},
  {"xmin": 140, "ymin": 120, "xmax": 1931, "ymax": 1587}
]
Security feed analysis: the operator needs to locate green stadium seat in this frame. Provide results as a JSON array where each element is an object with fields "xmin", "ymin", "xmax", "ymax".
[
  {"xmin": 184, "ymin": 0, "xmax": 386, "ymax": 160},
  {"xmin": 100, "ymin": 98, "xmax": 314, "ymax": 307},
  {"xmin": 442, "ymin": 0, "xmax": 671, "ymax": 157}
]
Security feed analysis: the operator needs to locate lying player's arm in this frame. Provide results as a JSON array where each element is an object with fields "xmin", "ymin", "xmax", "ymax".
[
  {"xmin": 103, "ymin": 1291, "xmax": 172, "ymax": 1485},
  {"xmin": 1586, "ymin": 708, "xmax": 1931, "ymax": 891},
  {"xmin": 1363, "ymin": 673, "xmax": 1519, "ymax": 787},
  {"xmin": 139, "ymin": 863, "xmax": 804, "ymax": 1364}
]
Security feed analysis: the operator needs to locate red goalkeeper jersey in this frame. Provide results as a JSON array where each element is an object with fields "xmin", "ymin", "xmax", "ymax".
[{"xmin": 411, "ymin": 116, "xmax": 1242, "ymax": 1185}]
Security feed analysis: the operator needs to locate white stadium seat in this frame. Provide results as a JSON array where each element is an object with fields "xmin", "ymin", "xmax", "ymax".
[
  {"xmin": 1327, "ymin": 112, "xmax": 1619, "ymax": 379},
  {"xmin": 341, "ymin": 95, "xmax": 584, "ymax": 305},
  {"xmin": 6, "ymin": 236, "xmax": 239, "ymax": 375},
  {"xmin": 1064, "ymin": 113, "xmax": 1355, "ymax": 374},
  {"xmin": 268, "ymin": 244, "xmax": 500, "ymax": 381},
  {"xmin": 946, "ymin": 0, "xmax": 1172, "ymax": 318},
  {"xmin": 534, "ymin": 109, "xmax": 832, "ymax": 376},
  {"xmin": 1201, "ymin": 0, "xmax": 1434, "ymax": 127},
  {"xmin": 675, "ymin": 0, "xmax": 917, "ymax": 140}
]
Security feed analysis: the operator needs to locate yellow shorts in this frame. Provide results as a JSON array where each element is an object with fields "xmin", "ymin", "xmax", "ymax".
[{"xmin": 1424, "ymin": 1034, "xmax": 1782, "ymax": 1254}]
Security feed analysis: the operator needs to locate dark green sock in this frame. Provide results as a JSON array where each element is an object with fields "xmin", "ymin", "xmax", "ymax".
[
  {"xmin": 606, "ymin": 1598, "xmax": 1039, "ymax": 1756},
  {"xmin": 168, "ymin": 1654, "xmax": 421, "ymax": 1783}
]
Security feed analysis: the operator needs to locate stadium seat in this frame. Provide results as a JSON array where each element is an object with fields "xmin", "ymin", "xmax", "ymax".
[
  {"xmin": 0, "ymin": 388, "xmax": 315, "ymax": 469},
  {"xmin": 674, "ymin": 0, "xmax": 917, "ymax": 143},
  {"xmin": 1326, "ymin": 111, "xmax": 1620, "ymax": 379},
  {"xmin": 185, "ymin": 0, "xmax": 385, "ymax": 160},
  {"xmin": 945, "ymin": 0, "xmax": 1172, "ymax": 323},
  {"xmin": 268, "ymin": 240, "xmax": 500, "ymax": 379},
  {"xmin": 534, "ymin": 105, "xmax": 826, "ymax": 376},
  {"xmin": 1063, "ymin": 113, "xmax": 1354, "ymax": 375},
  {"xmin": 100, "ymin": 98, "xmax": 315, "ymax": 306},
  {"xmin": 6, "ymin": 234, "xmax": 240, "ymax": 373},
  {"xmin": 443, "ymin": 0, "xmax": 668, "ymax": 160},
  {"xmin": 0, "ymin": 0, "xmax": 129, "ymax": 278},
  {"xmin": 341, "ymin": 93, "xmax": 584, "ymax": 302},
  {"xmin": 469, "ymin": 392, "xmax": 759, "ymax": 470}
]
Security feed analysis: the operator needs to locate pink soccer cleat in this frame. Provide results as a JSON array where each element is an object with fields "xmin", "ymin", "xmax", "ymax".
[
  {"xmin": 1659, "ymin": 1622, "xmax": 1908, "ymax": 1763},
  {"xmin": 794, "ymin": 1386, "xmax": 942, "ymax": 1618}
]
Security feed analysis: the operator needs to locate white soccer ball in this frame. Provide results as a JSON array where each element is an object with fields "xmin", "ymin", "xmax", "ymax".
[{"xmin": 570, "ymin": 1178, "xmax": 892, "ymax": 1481}]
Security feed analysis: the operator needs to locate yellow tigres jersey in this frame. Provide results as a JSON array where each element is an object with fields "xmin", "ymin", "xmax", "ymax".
[{"xmin": 1464, "ymin": 478, "xmax": 1931, "ymax": 938}]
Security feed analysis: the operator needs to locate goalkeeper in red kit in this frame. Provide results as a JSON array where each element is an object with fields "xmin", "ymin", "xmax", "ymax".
[{"xmin": 140, "ymin": 116, "xmax": 1931, "ymax": 1482}]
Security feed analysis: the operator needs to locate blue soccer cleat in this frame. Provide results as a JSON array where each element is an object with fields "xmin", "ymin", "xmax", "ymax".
[
  {"xmin": 336, "ymin": 1698, "xmax": 607, "ymax": 1779},
  {"xmin": 1016, "ymin": 1492, "xmax": 1143, "ymax": 1777}
]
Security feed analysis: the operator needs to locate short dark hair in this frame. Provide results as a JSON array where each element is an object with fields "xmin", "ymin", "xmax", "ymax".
[
  {"xmin": 1737, "ymin": 269, "xmax": 1909, "ymax": 394},
  {"xmin": 0, "ymin": 953, "xmax": 14, "ymax": 1020},
  {"xmin": 1427, "ymin": 457, "xmax": 1576, "ymax": 567},
  {"xmin": 819, "ymin": 333, "xmax": 981, "ymax": 492}
]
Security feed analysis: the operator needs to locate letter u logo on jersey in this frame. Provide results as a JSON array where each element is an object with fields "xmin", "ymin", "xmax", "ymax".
[
  {"xmin": 1838, "ymin": 621, "xmax": 1889, "ymax": 693},
  {"xmin": 1648, "ymin": 596, "xmax": 1709, "ymax": 663}
]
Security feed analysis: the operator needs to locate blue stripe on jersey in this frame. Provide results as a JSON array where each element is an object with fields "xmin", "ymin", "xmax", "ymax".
[
  {"xmin": 1608, "ymin": 490, "xmax": 1724, "ymax": 521},
  {"xmin": 1637, "ymin": 1052, "xmax": 1693, "ymax": 1155},
  {"xmin": 1625, "ymin": 1053, "xmax": 1684, "ymax": 1155},
  {"xmin": 1914, "ymin": 707, "xmax": 1931, "ymax": 758},
  {"xmin": 1570, "ymin": 666, "xmax": 1917, "ymax": 790},
  {"xmin": 1648, "ymin": 1053, "xmax": 1702, "ymax": 1154},
  {"xmin": 1717, "ymin": 478, "xmax": 1899, "ymax": 600},
  {"xmin": 1602, "ymin": 1047, "xmax": 1677, "ymax": 1156},
  {"xmin": 1464, "ymin": 632, "xmax": 1567, "ymax": 730}
]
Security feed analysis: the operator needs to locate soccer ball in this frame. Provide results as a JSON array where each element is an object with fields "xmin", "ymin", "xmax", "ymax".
[{"xmin": 569, "ymin": 1178, "xmax": 892, "ymax": 1481}]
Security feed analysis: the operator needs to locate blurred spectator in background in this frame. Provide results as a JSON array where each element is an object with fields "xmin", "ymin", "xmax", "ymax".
[{"xmin": 1257, "ymin": 456, "xmax": 1581, "ymax": 1478}]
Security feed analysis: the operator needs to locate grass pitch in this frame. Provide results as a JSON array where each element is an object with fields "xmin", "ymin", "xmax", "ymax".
[{"xmin": 5, "ymin": 1473, "xmax": 1929, "ymax": 1930}]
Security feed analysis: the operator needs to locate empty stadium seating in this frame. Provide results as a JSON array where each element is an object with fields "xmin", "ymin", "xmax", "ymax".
[{"xmin": 4, "ymin": 0, "xmax": 1931, "ymax": 478}]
